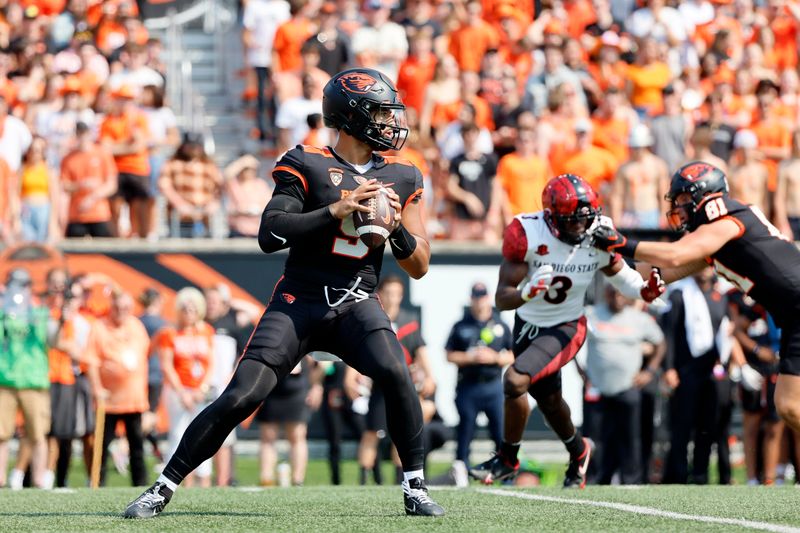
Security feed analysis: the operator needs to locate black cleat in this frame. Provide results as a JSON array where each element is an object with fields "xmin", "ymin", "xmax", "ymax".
[
  {"xmin": 124, "ymin": 481, "xmax": 173, "ymax": 518},
  {"xmin": 563, "ymin": 438, "xmax": 594, "ymax": 489},
  {"xmin": 403, "ymin": 477, "xmax": 445, "ymax": 517},
  {"xmin": 468, "ymin": 453, "xmax": 520, "ymax": 485}
]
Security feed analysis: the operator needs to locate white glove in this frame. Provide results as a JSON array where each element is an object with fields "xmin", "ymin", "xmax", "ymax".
[{"xmin": 521, "ymin": 264, "xmax": 553, "ymax": 302}]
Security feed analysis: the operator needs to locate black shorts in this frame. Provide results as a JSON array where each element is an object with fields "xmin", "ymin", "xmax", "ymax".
[
  {"xmin": 511, "ymin": 315, "xmax": 587, "ymax": 399},
  {"xmin": 50, "ymin": 382, "xmax": 77, "ymax": 439},
  {"xmin": 779, "ymin": 322, "xmax": 800, "ymax": 376},
  {"xmin": 66, "ymin": 221, "xmax": 113, "ymax": 238},
  {"xmin": 241, "ymin": 277, "xmax": 394, "ymax": 380},
  {"xmin": 115, "ymin": 172, "xmax": 152, "ymax": 202},
  {"xmin": 148, "ymin": 382, "xmax": 162, "ymax": 414},
  {"xmin": 365, "ymin": 386, "xmax": 387, "ymax": 433},
  {"xmin": 740, "ymin": 374, "xmax": 780, "ymax": 422}
]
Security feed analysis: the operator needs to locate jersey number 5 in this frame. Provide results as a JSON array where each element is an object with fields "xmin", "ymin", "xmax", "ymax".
[
  {"xmin": 543, "ymin": 276, "xmax": 572, "ymax": 304},
  {"xmin": 332, "ymin": 215, "xmax": 369, "ymax": 259}
]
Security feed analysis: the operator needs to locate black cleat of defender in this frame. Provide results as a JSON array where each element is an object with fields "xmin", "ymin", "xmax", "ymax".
[
  {"xmin": 124, "ymin": 482, "xmax": 173, "ymax": 518},
  {"xmin": 468, "ymin": 454, "xmax": 520, "ymax": 485},
  {"xmin": 563, "ymin": 437, "xmax": 594, "ymax": 489},
  {"xmin": 403, "ymin": 478, "xmax": 445, "ymax": 517}
]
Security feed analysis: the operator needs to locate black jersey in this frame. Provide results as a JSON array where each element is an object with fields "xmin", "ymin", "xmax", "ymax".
[
  {"xmin": 272, "ymin": 145, "xmax": 423, "ymax": 293},
  {"xmin": 394, "ymin": 309, "xmax": 425, "ymax": 365},
  {"xmin": 695, "ymin": 196, "xmax": 800, "ymax": 326}
]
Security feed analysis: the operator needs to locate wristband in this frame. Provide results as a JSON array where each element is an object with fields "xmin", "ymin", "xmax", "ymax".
[
  {"xmin": 751, "ymin": 344, "xmax": 762, "ymax": 360},
  {"xmin": 617, "ymin": 237, "xmax": 640, "ymax": 258},
  {"xmin": 389, "ymin": 224, "xmax": 417, "ymax": 260}
]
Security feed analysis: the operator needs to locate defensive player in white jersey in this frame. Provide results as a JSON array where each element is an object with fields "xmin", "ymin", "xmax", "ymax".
[{"xmin": 469, "ymin": 174, "xmax": 665, "ymax": 488}]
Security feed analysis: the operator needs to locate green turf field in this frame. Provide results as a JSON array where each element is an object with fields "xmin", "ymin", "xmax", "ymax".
[{"xmin": 1, "ymin": 484, "xmax": 799, "ymax": 532}]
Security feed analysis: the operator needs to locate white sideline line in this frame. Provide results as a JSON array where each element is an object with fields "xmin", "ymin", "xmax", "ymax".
[{"xmin": 478, "ymin": 488, "xmax": 800, "ymax": 533}]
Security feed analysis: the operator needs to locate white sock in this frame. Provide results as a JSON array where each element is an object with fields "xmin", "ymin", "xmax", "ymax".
[
  {"xmin": 403, "ymin": 469, "xmax": 424, "ymax": 485},
  {"xmin": 157, "ymin": 474, "xmax": 178, "ymax": 492}
]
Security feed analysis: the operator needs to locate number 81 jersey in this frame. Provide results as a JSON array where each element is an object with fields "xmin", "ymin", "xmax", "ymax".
[{"xmin": 502, "ymin": 213, "xmax": 618, "ymax": 328}]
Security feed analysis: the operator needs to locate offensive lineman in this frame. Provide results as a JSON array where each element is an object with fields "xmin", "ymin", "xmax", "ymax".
[
  {"xmin": 470, "ymin": 174, "xmax": 666, "ymax": 487},
  {"xmin": 592, "ymin": 161, "xmax": 800, "ymax": 446},
  {"xmin": 124, "ymin": 68, "xmax": 444, "ymax": 517}
]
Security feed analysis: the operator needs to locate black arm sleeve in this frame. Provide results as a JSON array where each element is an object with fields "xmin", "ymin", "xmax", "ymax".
[{"xmin": 257, "ymin": 181, "xmax": 338, "ymax": 254}]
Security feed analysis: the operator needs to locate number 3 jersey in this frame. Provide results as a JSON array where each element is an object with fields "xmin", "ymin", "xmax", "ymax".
[
  {"xmin": 272, "ymin": 145, "xmax": 423, "ymax": 293},
  {"xmin": 503, "ymin": 213, "xmax": 618, "ymax": 328},
  {"xmin": 694, "ymin": 196, "xmax": 800, "ymax": 327}
]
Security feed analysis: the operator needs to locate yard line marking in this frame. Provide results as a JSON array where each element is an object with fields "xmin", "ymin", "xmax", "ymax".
[{"xmin": 478, "ymin": 488, "xmax": 800, "ymax": 533}]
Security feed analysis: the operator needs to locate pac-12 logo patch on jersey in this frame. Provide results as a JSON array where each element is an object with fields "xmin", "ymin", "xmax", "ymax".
[
  {"xmin": 337, "ymin": 72, "xmax": 379, "ymax": 94},
  {"xmin": 329, "ymin": 168, "xmax": 343, "ymax": 186},
  {"xmin": 281, "ymin": 293, "xmax": 296, "ymax": 304}
]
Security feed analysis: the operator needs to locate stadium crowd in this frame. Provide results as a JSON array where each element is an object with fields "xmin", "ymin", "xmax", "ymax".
[{"xmin": 2, "ymin": 0, "xmax": 800, "ymax": 490}]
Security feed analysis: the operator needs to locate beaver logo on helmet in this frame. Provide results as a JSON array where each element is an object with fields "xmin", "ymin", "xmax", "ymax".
[
  {"xmin": 337, "ymin": 72, "xmax": 380, "ymax": 95},
  {"xmin": 678, "ymin": 162, "xmax": 715, "ymax": 182}
]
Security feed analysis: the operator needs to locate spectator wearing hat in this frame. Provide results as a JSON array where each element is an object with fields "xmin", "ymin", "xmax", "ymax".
[
  {"xmin": 100, "ymin": 85, "xmax": 152, "ymax": 238},
  {"xmin": 651, "ymin": 84, "xmax": 688, "ymax": 174},
  {"xmin": 775, "ymin": 129, "xmax": 800, "ymax": 240},
  {"xmin": 351, "ymin": 0, "xmax": 407, "ymax": 82},
  {"xmin": 36, "ymin": 75, "xmax": 95, "ymax": 171},
  {"xmin": 585, "ymin": 283, "xmax": 665, "ymax": 484},
  {"xmin": 223, "ymin": 154, "xmax": 272, "ymax": 238},
  {"xmin": 446, "ymin": 282, "xmax": 513, "ymax": 467},
  {"xmin": 86, "ymin": 290, "xmax": 150, "ymax": 486},
  {"xmin": 304, "ymin": 2, "xmax": 353, "ymax": 77},
  {"xmin": 609, "ymin": 124, "xmax": 669, "ymax": 229},
  {"xmin": 61, "ymin": 122, "xmax": 117, "ymax": 238},
  {"xmin": 446, "ymin": 122, "xmax": 501, "ymax": 242},
  {"xmin": 158, "ymin": 134, "xmax": 222, "ymax": 238},
  {"xmin": 752, "ymin": 78, "xmax": 792, "ymax": 194},
  {"xmin": 561, "ymin": 118, "xmax": 618, "ymax": 196},
  {"xmin": 0, "ymin": 268, "xmax": 52, "ymax": 489},
  {"xmin": 729, "ymin": 129, "xmax": 769, "ymax": 215}
]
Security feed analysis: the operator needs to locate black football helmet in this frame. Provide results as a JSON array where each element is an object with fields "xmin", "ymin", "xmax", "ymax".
[
  {"xmin": 665, "ymin": 161, "xmax": 729, "ymax": 231},
  {"xmin": 542, "ymin": 174, "xmax": 601, "ymax": 245},
  {"xmin": 322, "ymin": 68, "xmax": 409, "ymax": 152}
]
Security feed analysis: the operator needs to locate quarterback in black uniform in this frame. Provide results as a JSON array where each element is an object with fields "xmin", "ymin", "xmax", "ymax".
[
  {"xmin": 125, "ymin": 68, "xmax": 444, "ymax": 518},
  {"xmin": 592, "ymin": 161, "xmax": 800, "ymax": 437}
]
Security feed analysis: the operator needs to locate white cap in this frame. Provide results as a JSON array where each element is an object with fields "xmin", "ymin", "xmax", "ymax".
[
  {"xmin": 574, "ymin": 118, "xmax": 593, "ymax": 133},
  {"xmin": 628, "ymin": 124, "xmax": 653, "ymax": 148},
  {"xmin": 733, "ymin": 129, "xmax": 758, "ymax": 149}
]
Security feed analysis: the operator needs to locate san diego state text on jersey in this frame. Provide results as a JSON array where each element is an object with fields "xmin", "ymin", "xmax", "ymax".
[
  {"xmin": 694, "ymin": 195, "xmax": 800, "ymax": 326},
  {"xmin": 503, "ymin": 213, "xmax": 617, "ymax": 328},
  {"xmin": 272, "ymin": 145, "xmax": 423, "ymax": 293}
]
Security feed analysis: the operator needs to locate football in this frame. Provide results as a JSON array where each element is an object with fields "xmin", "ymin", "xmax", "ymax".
[{"xmin": 353, "ymin": 188, "xmax": 396, "ymax": 248}]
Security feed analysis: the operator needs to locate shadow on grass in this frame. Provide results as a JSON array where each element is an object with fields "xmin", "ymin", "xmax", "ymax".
[{"xmin": 0, "ymin": 511, "xmax": 403, "ymax": 519}]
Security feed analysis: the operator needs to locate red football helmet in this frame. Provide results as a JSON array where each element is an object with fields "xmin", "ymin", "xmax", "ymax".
[{"xmin": 542, "ymin": 174, "xmax": 601, "ymax": 245}]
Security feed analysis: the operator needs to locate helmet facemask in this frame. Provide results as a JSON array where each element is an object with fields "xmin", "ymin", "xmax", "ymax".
[
  {"xmin": 548, "ymin": 204, "xmax": 598, "ymax": 245},
  {"xmin": 346, "ymin": 97, "xmax": 409, "ymax": 151}
]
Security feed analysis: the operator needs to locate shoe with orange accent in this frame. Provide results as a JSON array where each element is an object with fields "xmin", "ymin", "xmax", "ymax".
[
  {"xmin": 563, "ymin": 437, "xmax": 594, "ymax": 489},
  {"xmin": 468, "ymin": 453, "xmax": 520, "ymax": 485}
]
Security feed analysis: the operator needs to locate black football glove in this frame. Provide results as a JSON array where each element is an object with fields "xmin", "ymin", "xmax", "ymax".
[{"xmin": 590, "ymin": 215, "xmax": 638, "ymax": 257}]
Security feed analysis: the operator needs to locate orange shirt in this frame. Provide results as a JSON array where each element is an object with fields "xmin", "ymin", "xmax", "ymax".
[
  {"xmin": 100, "ymin": 110, "xmax": 151, "ymax": 176},
  {"xmin": 88, "ymin": 315, "xmax": 150, "ymax": 414},
  {"xmin": 752, "ymin": 117, "xmax": 792, "ymax": 192},
  {"xmin": 0, "ymin": 77, "xmax": 18, "ymax": 107},
  {"xmin": 158, "ymin": 322, "xmax": 215, "ymax": 389},
  {"xmin": 273, "ymin": 18, "xmax": 314, "ymax": 72},
  {"xmin": 591, "ymin": 115, "xmax": 630, "ymax": 165},
  {"xmin": 0, "ymin": 157, "xmax": 14, "ymax": 222},
  {"xmin": 447, "ymin": 22, "xmax": 499, "ymax": 72},
  {"xmin": 432, "ymin": 97, "xmax": 495, "ymax": 130},
  {"xmin": 564, "ymin": 0, "xmax": 596, "ymax": 40},
  {"xmin": 395, "ymin": 53, "xmax": 437, "ymax": 114},
  {"xmin": 625, "ymin": 62, "xmax": 672, "ymax": 115},
  {"xmin": 562, "ymin": 146, "xmax": 618, "ymax": 192},
  {"xmin": 496, "ymin": 152, "xmax": 550, "ymax": 215},
  {"xmin": 61, "ymin": 144, "xmax": 117, "ymax": 224},
  {"xmin": 588, "ymin": 61, "xmax": 628, "ymax": 93},
  {"xmin": 21, "ymin": 0, "xmax": 66, "ymax": 15},
  {"xmin": 49, "ymin": 315, "xmax": 75, "ymax": 386},
  {"xmin": 772, "ymin": 14, "xmax": 798, "ymax": 70}
]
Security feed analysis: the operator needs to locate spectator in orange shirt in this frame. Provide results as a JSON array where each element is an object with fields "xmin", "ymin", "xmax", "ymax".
[
  {"xmin": 625, "ymin": 37, "xmax": 673, "ymax": 116},
  {"xmin": 88, "ymin": 290, "xmax": 150, "ymax": 487},
  {"xmin": 61, "ymin": 122, "xmax": 117, "ymax": 238},
  {"xmin": 496, "ymin": 115, "xmax": 551, "ymax": 217},
  {"xmin": 272, "ymin": 0, "xmax": 316, "ymax": 73},
  {"xmin": 0, "ymin": 156, "xmax": 18, "ymax": 245},
  {"xmin": 396, "ymin": 31, "xmax": 437, "ymax": 115},
  {"xmin": 769, "ymin": 1, "xmax": 800, "ymax": 71},
  {"xmin": 99, "ymin": 85, "xmax": 152, "ymax": 238},
  {"xmin": 447, "ymin": 0, "xmax": 499, "ymax": 73},
  {"xmin": 591, "ymin": 87, "xmax": 634, "ymax": 165},
  {"xmin": 419, "ymin": 54, "xmax": 460, "ymax": 140},
  {"xmin": 432, "ymin": 70, "xmax": 495, "ymax": 133},
  {"xmin": 562, "ymin": 119, "xmax": 618, "ymax": 196},
  {"xmin": 752, "ymin": 78, "xmax": 792, "ymax": 192},
  {"xmin": 159, "ymin": 287, "xmax": 216, "ymax": 488},
  {"xmin": 588, "ymin": 31, "xmax": 628, "ymax": 94}
]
